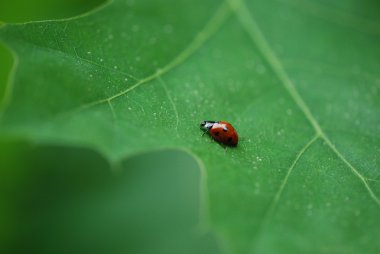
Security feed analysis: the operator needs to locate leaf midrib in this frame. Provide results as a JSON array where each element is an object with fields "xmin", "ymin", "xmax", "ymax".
[{"xmin": 228, "ymin": 0, "xmax": 380, "ymax": 209}]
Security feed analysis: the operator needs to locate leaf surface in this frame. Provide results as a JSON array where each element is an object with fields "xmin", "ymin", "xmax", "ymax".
[{"xmin": 1, "ymin": 0, "xmax": 380, "ymax": 253}]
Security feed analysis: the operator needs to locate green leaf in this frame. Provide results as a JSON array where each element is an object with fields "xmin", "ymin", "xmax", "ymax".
[{"xmin": 1, "ymin": 0, "xmax": 380, "ymax": 253}]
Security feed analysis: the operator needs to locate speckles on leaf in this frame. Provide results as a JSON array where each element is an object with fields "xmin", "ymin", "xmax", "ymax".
[
  {"xmin": 255, "ymin": 63, "xmax": 266, "ymax": 74},
  {"xmin": 254, "ymin": 182, "xmax": 260, "ymax": 195},
  {"xmin": 126, "ymin": 0, "xmax": 134, "ymax": 6},
  {"xmin": 132, "ymin": 25, "xmax": 140, "ymax": 32},
  {"xmin": 149, "ymin": 37, "xmax": 157, "ymax": 45},
  {"xmin": 163, "ymin": 24, "xmax": 173, "ymax": 34},
  {"xmin": 212, "ymin": 48, "xmax": 222, "ymax": 59}
]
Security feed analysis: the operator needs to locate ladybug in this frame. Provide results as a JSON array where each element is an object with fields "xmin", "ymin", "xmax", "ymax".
[{"xmin": 200, "ymin": 120, "xmax": 238, "ymax": 147}]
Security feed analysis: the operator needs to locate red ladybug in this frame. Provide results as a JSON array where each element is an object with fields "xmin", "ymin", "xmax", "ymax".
[{"xmin": 200, "ymin": 120, "xmax": 238, "ymax": 147}]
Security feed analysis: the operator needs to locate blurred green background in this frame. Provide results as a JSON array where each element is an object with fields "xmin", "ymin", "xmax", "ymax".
[
  {"xmin": 0, "ymin": 0, "xmax": 105, "ymax": 22},
  {"xmin": 0, "ymin": 139, "xmax": 222, "ymax": 254}
]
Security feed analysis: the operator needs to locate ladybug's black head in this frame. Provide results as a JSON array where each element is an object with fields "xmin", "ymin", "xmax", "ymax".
[
  {"xmin": 200, "ymin": 120, "xmax": 216, "ymax": 131},
  {"xmin": 200, "ymin": 121, "xmax": 207, "ymax": 131}
]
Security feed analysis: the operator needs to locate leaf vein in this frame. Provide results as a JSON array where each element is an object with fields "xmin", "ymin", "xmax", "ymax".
[
  {"xmin": 229, "ymin": 0, "xmax": 380, "ymax": 207},
  {"xmin": 107, "ymin": 99, "xmax": 117, "ymax": 121},
  {"xmin": 266, "ymin": 134, "xmax": 320, "ymax": 220},
  {"xmin": 158, "ymin": 77, "xmax": 180, "ymax": 138},
  {"xmin": 278, "ymin": 0, "xmax": 380, "ymax": 36},
  {"xmin": 254, "ymin": 134, "xmax": 319, "ymax": 237},
  {"xmin": 367, "ymin": 178, "xmax": 380, "ymax": 183},
  {"xmin": 76, "ymin": 2, "xmax": 231, "ymax": 111}
]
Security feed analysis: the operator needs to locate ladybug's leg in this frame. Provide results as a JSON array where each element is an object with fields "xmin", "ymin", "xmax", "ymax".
[{"xmin": 201, "ymin": 129, "xmax": 209, "ymax": 137}]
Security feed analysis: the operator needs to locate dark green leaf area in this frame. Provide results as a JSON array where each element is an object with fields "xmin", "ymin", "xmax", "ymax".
[{"xmin": 1, "ymin": 143, "xmax": 222, "ymax": 254}]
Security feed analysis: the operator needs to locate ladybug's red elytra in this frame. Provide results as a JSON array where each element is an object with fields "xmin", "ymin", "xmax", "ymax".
[{"xmin": 200, "ymin": 120, "xmax": 238, "ymax": 147}]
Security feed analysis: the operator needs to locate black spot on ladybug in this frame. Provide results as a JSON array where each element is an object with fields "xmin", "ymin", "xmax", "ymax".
[{"xmin": 200, "ymin": 120, "xmax": 238, "ymax": 147}]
